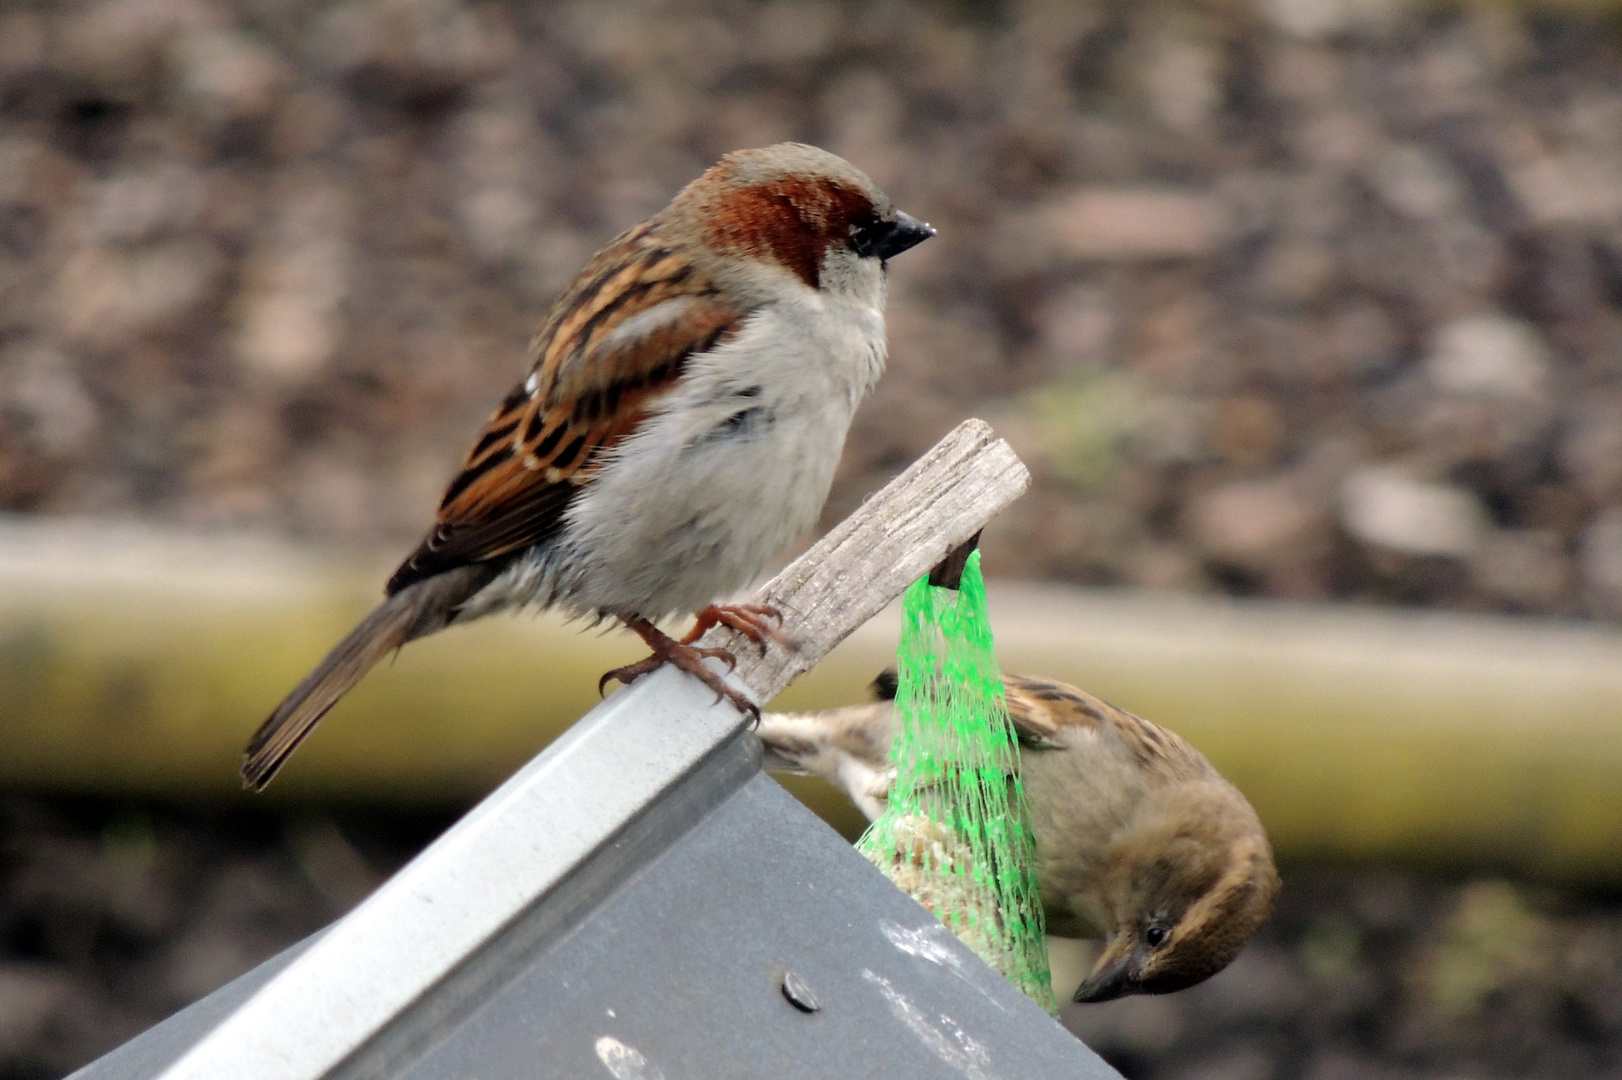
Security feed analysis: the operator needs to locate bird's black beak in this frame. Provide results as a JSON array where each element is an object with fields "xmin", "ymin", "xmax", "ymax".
[
  {"xmin": 854, "ymin": 211, "xmax": 936, "ymax": 260},
  {"xmin": 1073, "ymin": 949, "xmax": 1136, "ymax": 1004}
]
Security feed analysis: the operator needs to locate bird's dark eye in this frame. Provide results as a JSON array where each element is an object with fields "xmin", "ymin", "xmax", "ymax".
[
  {"xmin": 849, "ymin": 219, "xmax": 890, "ymax": 258},
  {"xmin": 1145, "ymin": 925, "xmax": 1168, "ymax": 948}
]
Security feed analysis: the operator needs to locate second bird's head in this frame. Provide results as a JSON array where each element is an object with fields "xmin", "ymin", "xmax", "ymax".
[{"xmin": 1072, "ymin": 780, "xmax": 1280, "ymax": 1003}]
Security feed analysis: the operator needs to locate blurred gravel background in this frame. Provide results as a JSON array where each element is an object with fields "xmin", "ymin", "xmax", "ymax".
[
  {"xmin": 4, "ymin": 0, "xmax": 1622, "ymax": 1076},
  {"xmin": 4, "ymin": 0, "xmax": 1622, "ymax": 615}
]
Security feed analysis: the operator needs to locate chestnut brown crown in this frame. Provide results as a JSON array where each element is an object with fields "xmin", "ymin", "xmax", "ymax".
[{"xmin": 670, "ymin": 142, "xmax": 934, "ymax": 289}]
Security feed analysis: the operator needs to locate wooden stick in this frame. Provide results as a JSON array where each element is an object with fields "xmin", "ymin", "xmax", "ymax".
[{"xmin": 702, "ymin": 418, "xmax": 1031, "ymax": 705}]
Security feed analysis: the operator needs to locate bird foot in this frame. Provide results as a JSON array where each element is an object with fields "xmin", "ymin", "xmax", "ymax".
[
  {"xmin": 600, "ymin": 616, "xmax": 759, "ymax": 721},
  {"xmin": 681, "ymin": 603, "xmax": 790, "ymax": 650},
  {"xmin": 865, "ymin": 767, "xmax": 897, "ymax": 805}
]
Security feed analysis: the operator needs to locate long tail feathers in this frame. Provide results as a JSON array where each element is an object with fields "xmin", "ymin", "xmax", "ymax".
[{"xmin": 241, "ymin": 565, "xmax": 496, "ymax": 791}]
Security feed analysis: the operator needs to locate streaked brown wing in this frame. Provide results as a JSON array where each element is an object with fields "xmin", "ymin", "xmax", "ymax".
[
  {"xmin": 872, "ymin": 667, "xmax": 1068, "ymax": 752},
  {"xmin": 387, "ymin": 226, "xmax": 744, "ymax": 595},
  {"xmin": 1001, "ymin": 675, "xmax": 1072, "ymax": 750},
  {"xmin": 1005, "ymin": 673, "xmax": 1206, "ymax": 777}
]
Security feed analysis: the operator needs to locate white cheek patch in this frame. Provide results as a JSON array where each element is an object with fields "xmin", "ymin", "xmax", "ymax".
[{"xmin": 817, "ymin": 246, "xmax": 887, "ymax": 305}]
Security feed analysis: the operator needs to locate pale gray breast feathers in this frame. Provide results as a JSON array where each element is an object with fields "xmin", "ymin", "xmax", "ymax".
[{"xmin": 478, "ymin": 295, "xmax": 885, "ymax": 621}]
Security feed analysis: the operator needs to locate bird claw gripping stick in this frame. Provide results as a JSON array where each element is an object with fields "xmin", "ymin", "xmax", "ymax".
[{"xmin": 856, "ymin": 547, "xmax": 1056, "ymax": 1015}]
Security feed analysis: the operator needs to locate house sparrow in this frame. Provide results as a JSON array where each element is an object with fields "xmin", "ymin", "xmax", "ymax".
[
  {"xmin": 758, "ymin": 670, "xmax": 1279, "ymax": 1002},
  {"xmin": 242, "ymin": 144, "xmax": 934, "ymax": 790}
]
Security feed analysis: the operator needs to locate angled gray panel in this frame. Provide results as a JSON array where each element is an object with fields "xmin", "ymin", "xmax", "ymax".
[
  {"xmin": 370, "ymin": 774, "xmax": 1113, "ymax": 1080},
  {"xmin": 70, "ymin": 665, "xmax": 1118, "ymax": 1080}
]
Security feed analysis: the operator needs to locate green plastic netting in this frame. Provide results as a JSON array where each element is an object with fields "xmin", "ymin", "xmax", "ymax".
[{"xmin": 856, "ymin": 550, "xmax": 1056, "ymax": 1014}]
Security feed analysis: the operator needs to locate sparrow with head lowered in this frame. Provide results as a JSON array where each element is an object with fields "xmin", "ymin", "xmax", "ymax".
[
  {"xmin": 242, "ymin": 143, "xmax": 934, "ymax": 790},
  {"xmin": 758, "ymin": 671, "xmax": 1279, "ymax": 1002}
]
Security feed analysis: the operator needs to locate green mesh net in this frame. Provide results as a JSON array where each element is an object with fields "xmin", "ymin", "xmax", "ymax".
[{"xmin": 856, "ymin": 550, "xmax": 1056, "ymax": 1014}]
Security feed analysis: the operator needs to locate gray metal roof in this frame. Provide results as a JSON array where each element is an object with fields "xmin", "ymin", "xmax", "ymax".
[{"xmin": 70, "ymin": 667, "xmax": 1119, "ymax": 1080}]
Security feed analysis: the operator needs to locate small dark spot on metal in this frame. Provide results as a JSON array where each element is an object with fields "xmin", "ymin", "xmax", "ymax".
[{"xmin": 781, "ymin": 971, "xmax": 821, "ymax": 1013}]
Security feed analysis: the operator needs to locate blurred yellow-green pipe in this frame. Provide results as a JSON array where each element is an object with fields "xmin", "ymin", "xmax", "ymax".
[
  {"xmin": 0, "ymin": 519, "xmax": 889, "ymax": 806},
  {"xmin": 5, "ymin": 518, "xmax": 1622, "ymax": 883},
  {"xmin": 985, "ymin": 587, "xmax": 1622, "ymax": 885}
]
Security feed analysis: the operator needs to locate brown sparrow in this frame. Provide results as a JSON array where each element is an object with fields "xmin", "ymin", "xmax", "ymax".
[
  {"xmin": 758, "ymin": 670, "xmax": 1279, "ymax": 1002},
  {"xmin": 242, "ymin": 144, "xmax": 934, "ymax": 790}
]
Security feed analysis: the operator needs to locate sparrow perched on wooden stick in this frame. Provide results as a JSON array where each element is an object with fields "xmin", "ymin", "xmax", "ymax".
[
  {"xmin": 758, "ymin": 671, "xmax": 1279, "ymax": 1002},
  {"xmin": 242, "ymin": 144, "xmax": 934, "ymax": 790}
]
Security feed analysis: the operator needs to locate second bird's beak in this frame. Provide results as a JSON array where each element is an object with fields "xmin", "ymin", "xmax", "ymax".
[{"xmin": 1073, "ymin": 938, "xmax": 1137, "ymax": 1004}]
